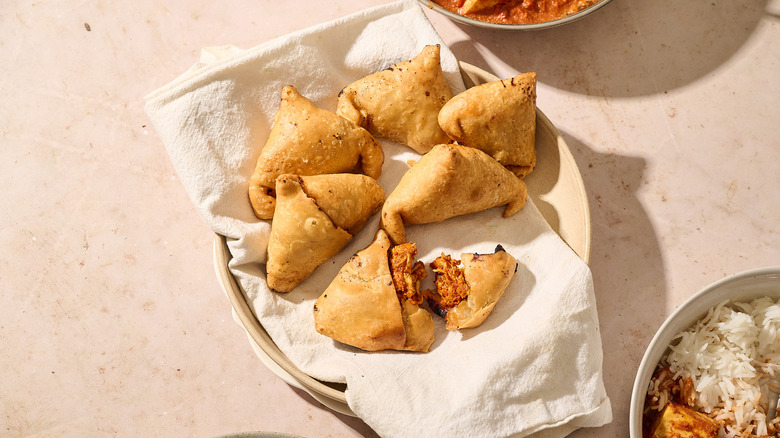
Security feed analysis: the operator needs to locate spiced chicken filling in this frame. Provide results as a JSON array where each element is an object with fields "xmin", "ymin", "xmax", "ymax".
[
  {"xmin": 425, "ymin": 254, "xmax": 471, "ymax": 317},
  {"xmin": 389, "ymin": 242, "xmax": 427, "ymax": 306}
]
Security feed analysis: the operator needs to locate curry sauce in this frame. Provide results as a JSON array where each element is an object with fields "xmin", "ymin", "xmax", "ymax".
[{"xmin": 430, "ymin": 0, "xmax": 601, "ymax": 25}]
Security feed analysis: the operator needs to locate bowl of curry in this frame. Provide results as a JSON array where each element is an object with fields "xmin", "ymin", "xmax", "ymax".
[{"xmin": 419, "ymin": 0, "xmax": 613, "ymax": 30}]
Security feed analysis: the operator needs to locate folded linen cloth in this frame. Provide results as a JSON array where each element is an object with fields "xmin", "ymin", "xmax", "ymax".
[{"xmin": 145, "ymin": 1, "xmax": 612, "ymax": 436}]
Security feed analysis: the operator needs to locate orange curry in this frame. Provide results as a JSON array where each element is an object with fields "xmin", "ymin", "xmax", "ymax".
[{"xmin": 430, "ymin": 0, "xmax": 601, "ymax": 25}]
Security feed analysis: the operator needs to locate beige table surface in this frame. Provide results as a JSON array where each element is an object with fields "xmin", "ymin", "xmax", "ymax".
[{"xmin": 2, "ymin": 1, "xmax": 779, "ymax": 437}]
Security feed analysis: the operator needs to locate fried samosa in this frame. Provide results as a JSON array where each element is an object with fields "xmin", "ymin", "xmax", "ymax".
[
  {"xmin": 313, "ymin": 229, "xmax": 434, "ymax": 352},
  {"xmin": 266, "ymin": 174, "xmax": 384, "ymax": 292},
  {"xmin": 336, "ymin": 45, "xmax": 453, "ymax": 154},
  {"xmin": 249, "ymin": 86, "xmax": 384, "ymax": 220},
  {"xmin": 380, "ymin": 144, "xmax": 527, "ymax": 245},
  {"xmin": 426, "ymin": 246, "xmax": 517, "ymax": 330},
  {"xmin": 438, "ymin": 72, "xmax": 537, "ymax": 177}
]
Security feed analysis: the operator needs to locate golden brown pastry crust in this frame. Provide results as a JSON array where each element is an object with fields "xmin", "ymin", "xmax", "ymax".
[
  {"xmin": 380, "ymin": 143, "xmax": 528, "ymax": 245},
  {"xmin": 298, "ymin": 173, "xmax": 385, "ymax": 235},
  {"xmin": 336, "ymin": 45, "xmax": 453, "ymax": 154},
  {"xmin": 438, "ymin": 72, "xmax": 537, "ymax": 177},
  {"xmin": 444, "ymin": 247, "xmax": 517, "ymax": 330},
  {"xmin": 399, "ymin": 299, "xmax": 435, "ymax": 352},
  {"xmin": 266, "ymin": 174, "xmax": 384, "ymax": 292},
  {"xmin": 248, "ymin": 85, "xmax": 384, "ymax": 219},
  {"xmin": 313, "ymin": 230, "xmax": 434, "ymax": 352}
]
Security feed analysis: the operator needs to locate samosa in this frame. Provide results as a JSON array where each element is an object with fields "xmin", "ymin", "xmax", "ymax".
[
  {"xmin": 266, "ymin": 173, "xmax": 384, "ymax": 292},
  {"xmin": 249, "ymin": 86, "xmax": 384, "ymax": 220},
  {"xmin": 313, "ymin": 229, "xmax": 434, "ymax": 352},
  {"xmin": 380, "ymin": 144, "xmax": 527, "ymax": 245},
  {"xmin": 438, "ymin": 72, "xmax": 537, "ymax": 177},
  {"xmin": 425, "ymin": 246, "xmax": 517, "ymax": 330},
  {"xmin": 336, "ymin": 45, "xmax": 453, "ymax": 154}
]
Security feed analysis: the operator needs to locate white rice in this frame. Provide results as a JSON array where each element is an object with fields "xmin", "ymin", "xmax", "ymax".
[{"xmin": 652, "ymin": 296, "xmax": 780, "ymax": 437}]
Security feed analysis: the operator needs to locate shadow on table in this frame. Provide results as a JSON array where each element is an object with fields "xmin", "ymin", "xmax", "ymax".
[
  {"xmin": 423, "ymin": 1, "xmax": 772, "ymax": 433},
  {"xmin": 559, "ymin": 128, "xmax": 669, "ymax": 428},
  {"xmin": 446, "ymin": 0, "xmax": 769, "ymax": 97}
]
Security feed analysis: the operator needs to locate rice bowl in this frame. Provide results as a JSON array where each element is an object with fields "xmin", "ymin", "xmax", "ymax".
[{"xmin": 630, "ymin": 267, "xmax": 780, "ymax": 437}]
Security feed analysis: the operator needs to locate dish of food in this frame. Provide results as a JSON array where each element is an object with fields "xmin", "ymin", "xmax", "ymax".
[
  {"xmin": 213, "ymin": 61, "xmax": 592, "ymax": 416},
  {"xmin": 644, "ymin": 296, "xmax": 780, "ymax": 437},
  {"xmin": 431, "ymin": 0, "xmax": 600, "ymax": 24},
  {"xmin": 420, "ymin": 0, "xmax": 612, "ymax": 29},
  {"xmin": 252, "ymin": 45, "xmax": 537, "ymax": 352},
  {"xmin": 630, "ymin": 267, "xmax": 780, "ymax": 438}
]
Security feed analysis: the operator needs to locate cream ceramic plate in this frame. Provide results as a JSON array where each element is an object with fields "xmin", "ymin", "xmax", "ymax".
[{"xmin": 213, "ymin": 62, "xmax": 591, "ymax": 416}]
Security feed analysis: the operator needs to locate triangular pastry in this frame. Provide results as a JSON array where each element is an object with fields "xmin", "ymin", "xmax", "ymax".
[
  {"xmin": 438, "ymin": 72, "xmax": 537, "ymax": 177},
  {"xmin": 248, "ymin": 86, "xmax": 384, "ymax": 220},
  {"xmin": 380, "ymin": 143, "xmax": 527, "ymax": 245},
  {"xmin": 266, "ymin": 174, "xmax": 384, "ymax": 292},
  {"xmin": 294, "ymin": 172, "xmax": 385, "ymax": 235},
  {"xmin": 336, "ymin": 45, "xmax": 453, "ymax": 154},
  {"xmin": 425, "ymin": 245, "xmax": 517, "ymax": 330},
  {"xmin": 313, "ymin": 230, "xmax": 434, "ymax": 352}
]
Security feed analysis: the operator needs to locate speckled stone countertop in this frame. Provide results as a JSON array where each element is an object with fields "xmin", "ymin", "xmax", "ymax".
[{"xmin": 2, "ymin": 1, "xmax": 779, "ymax": 436}]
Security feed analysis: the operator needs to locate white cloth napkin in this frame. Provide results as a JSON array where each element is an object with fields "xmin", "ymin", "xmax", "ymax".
[{"xmin": 144, "ymin": 1, "xmax": 612, "ymax": 436}]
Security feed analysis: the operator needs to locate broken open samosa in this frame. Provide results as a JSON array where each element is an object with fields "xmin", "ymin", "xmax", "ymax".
[
  {"xmin": 336, "ymin": 45, "xmax": 453, "ymax": 154},
  {"xmin": 438, "ymin": 72, "xmax": 537, "ymax": 177},
  {"xmin": 313, "ymin": 229, "xmax": 434, "ymax": 352},
  {"xmin": 266, "ymin": 173, "xmax": 384, "ymax": 292},
  {"xmin": 380, "ymin": 144, "xmax": 527, "ymax": 245},
  {"xmin": 425, "ymin": 246, "xmax": 517, "ymax": 330},
  {"xmin": 248, "ymin": 85, "xmax": 384, "ymax": 220}
]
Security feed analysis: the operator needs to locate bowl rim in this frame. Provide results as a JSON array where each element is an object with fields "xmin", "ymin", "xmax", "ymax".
[
  {"xmin": 418, "ymin": 0, "xmax": 615, "ymax": 31},
  {"xmin": 628, "ymin": 266, "xmax": 780, "ymax": 437}
]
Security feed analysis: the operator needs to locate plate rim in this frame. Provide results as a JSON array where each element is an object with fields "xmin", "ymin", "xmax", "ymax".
[{"xmin": 214, "ymin": 61, "xmax": 592, "ymax": 413}]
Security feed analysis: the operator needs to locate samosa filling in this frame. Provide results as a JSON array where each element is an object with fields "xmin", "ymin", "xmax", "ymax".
[
  {"xmin": 389, "ymin": 243, "xmax": 427, "ymax": 305},
  {"xmin": 428, "ymin": 254, "xmax": 470, "ymax": 310}
]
